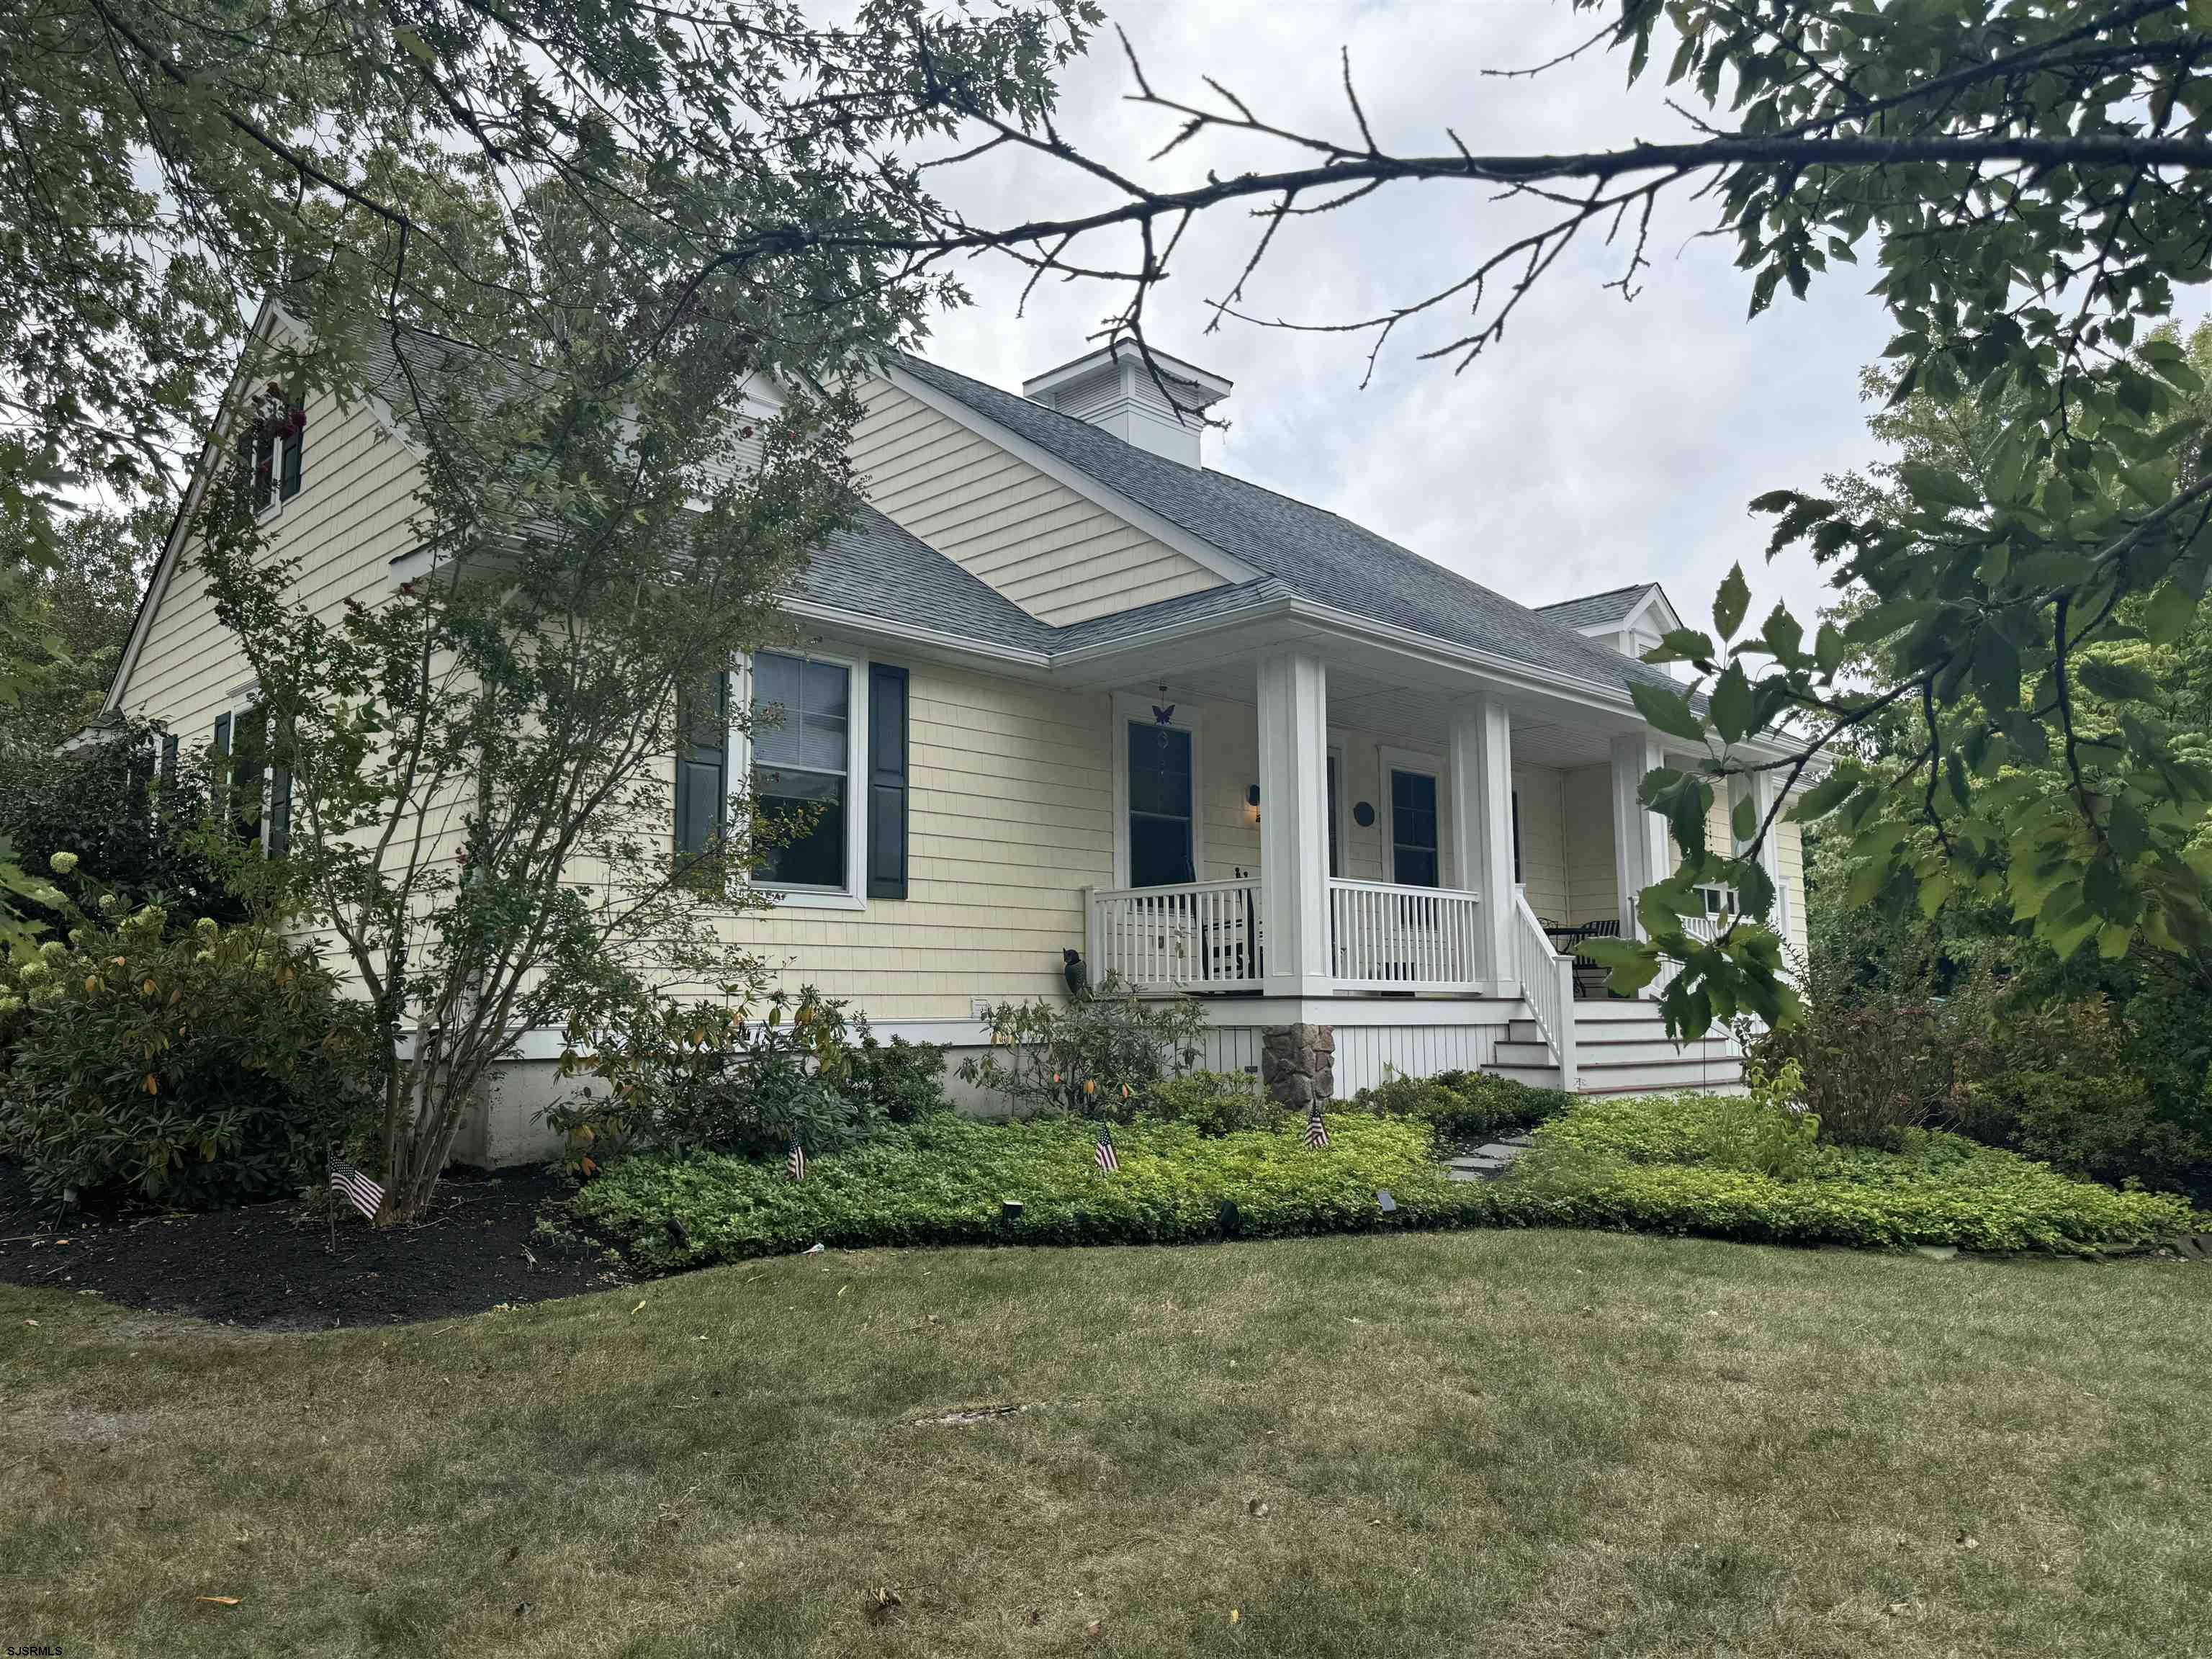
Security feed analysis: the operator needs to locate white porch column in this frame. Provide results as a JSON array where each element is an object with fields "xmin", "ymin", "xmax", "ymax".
[
  {"xmin": 1447, "ymin": 693, "xmax": 1516, "ymax": 987},
  {"xmin": 1256, "ymin": 648, "xmax": 1333, "ymax": 996},
  {"xmin": 1610, "ymin": 731, "xmax": 1671, "ymax": 939}
]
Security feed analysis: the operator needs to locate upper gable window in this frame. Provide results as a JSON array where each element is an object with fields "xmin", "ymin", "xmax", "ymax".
[{"xmin": 238, "ymin": 387, "xmax": 307, "ymax": 514}]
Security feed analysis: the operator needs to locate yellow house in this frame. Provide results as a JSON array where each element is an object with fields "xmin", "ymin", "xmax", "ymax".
[{"xmin": 106, "ymin": 316, "xmax": 1809, "ymax": 1160}]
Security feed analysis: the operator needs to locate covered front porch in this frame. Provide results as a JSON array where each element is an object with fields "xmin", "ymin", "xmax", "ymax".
[{"xmin": 1061, "ymin": 629, "xmax": 1779, "ymax": 1090}]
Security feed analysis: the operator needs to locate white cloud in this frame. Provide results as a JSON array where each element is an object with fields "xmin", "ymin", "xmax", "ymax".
[{"xmin": 912, "ymin": 0, "xmax": 1895, "ymax": 633}]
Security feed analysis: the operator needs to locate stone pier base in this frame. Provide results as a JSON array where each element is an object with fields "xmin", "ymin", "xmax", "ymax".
[{"xmin": 1260, "ymin": 1023, "xmax": 1336, "ymax": 1109}]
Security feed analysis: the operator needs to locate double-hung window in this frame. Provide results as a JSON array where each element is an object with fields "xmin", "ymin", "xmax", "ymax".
[
  {"xmin": 751, "ymin": 651, "xmax": 858, "ymax": 895},
  {"xmin": 238, "ymin": 393, "xmax": 306, "ymax": 515},
  {"xmin": 212, "ymin": 696, "xmax": 291, "ymax": 857}
]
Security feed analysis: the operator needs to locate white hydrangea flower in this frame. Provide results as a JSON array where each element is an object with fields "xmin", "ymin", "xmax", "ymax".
[{"xmin": 47, "ymin": 850, "xmax": 78, "ymax": 876}]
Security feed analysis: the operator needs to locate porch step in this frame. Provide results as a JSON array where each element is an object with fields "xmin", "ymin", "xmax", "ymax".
[
  {"xmin": 1488, "ymin": 1062, "xmax": 1563, "ymax": 1089},
  {"xmin": 1496, "ymin": 1004, "xmax": 1745, "ymax": 1097}
]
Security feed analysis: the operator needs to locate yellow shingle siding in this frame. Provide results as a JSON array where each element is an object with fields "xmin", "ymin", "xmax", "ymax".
[
  {"xmin": 717, "ymin": 660, "xmax": 1112, "ymax": 1018},
  {"xmin": 119, "ymin": 384, "xmax": 426, "ymax": 747},
  {"xmin": 850, "ymin": 378, "xmax": 1224, "ymax": 626}
]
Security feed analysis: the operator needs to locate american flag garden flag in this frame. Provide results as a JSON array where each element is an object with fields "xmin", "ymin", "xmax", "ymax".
[
  {"xmin": 1303, "ymin": 1105, "xmax": 1331, "ymax": 1150},
  {"xmin": 1094, "ymin": 1123, "xmax": 1120, "ymax": 1174},
  {"xmin": 786, "ymin": 1133, "xmax": 807, "ymax": 1183},
  {"xmin": 327, "ymin": 1151, "xmax": 385, "ymax": 1221}
]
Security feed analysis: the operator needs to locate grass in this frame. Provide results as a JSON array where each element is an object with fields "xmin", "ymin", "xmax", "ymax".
[{"xmin": 4, "ymin": 1232, "xmax": 2207, "ymax": 1658}]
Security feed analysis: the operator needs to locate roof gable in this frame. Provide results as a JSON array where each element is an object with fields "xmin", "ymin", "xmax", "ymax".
[{"xmin": 895, "ymin": 355, "xmax": 1691, "ymax": 703}]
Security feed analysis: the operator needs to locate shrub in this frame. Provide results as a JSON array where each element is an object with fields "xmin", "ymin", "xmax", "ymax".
[
  {"xmin": 1961, "ymin": 994, "xmax": 2212, "ymax": 1202},
  {"xmin": 0, "ymin": 721, "xmax": 245, "ymax": 935},
  {"xmin": 547, "ymin": 985, "xmax": 943, "ymax": 1172},
  {"xmin": 1145, "ymin": 1069, "xmax": 1284, "ymax": 1136},
  {"xmin": 0, "ymin": 907, "xmax": 379, "ymax": 1209},
  {"xmin": 1745, "ymin": 998, "xmax": 1960, "ymax": 1148},
  {"xmin": 1350, "ymin": 1067, "xmax": 1572, "ymax": 1143},
  {"xmin": 958, "ymin": 977, "xmax": 1206, "ymax": 1118},
  {"xmin": 849, "ymin": 1033, "xmax": 951, "ymax": 1125}
]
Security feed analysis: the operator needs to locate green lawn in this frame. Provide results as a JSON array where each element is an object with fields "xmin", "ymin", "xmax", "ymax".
[{"xmin": 4, "ymin": 1230, "xmax": 2206, "ymax": 1657}]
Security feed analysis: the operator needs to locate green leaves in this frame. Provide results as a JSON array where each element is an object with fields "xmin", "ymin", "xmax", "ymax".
[
  {"xmin": 1709, "ymin": 661, "xmax": 1755, "ymax": 743},
  {"xmin": 2076, "ymin": 656, "xmax": 2159, "ymax": 704},
  {"xmin": 1630, "ymin": 680, "xmax": 1707, "ymax": 745},
  {"xmin": 1899, "ymin": 462, "xmax": 1982, "ymax": 514},
  {"xmin": 1713, "ymin": 563, "xmax": 1751, "ymax": 639}
]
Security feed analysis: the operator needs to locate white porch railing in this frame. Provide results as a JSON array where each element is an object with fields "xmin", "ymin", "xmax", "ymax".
[
  {"xmin": 1085, "ymin": 876, "xmax": 1264, "ymax": 992},
  {"xmin": 1328, "ymin": 877, "xmax": 1484, "ymax": 990},
  {"xmin": 1511, "ymin": 889, "xmax": 1578, "ymax": 1090}
]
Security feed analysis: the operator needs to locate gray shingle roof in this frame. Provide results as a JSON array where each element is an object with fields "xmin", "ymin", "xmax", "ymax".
[
  {"xmin": 894, "ymin": 356, "xmax": 1688, "ymax": 700},
  {"xmin": 1536, "ymin": 583, "xmax": 1658, "ymax": 631},
  {"xmin": 342, "ymin": 325, "xmax": 1681, "ymax": 706},
  {"xmin": 797, "ymin": 506, "xmax": 1058, "ymax": 653}
]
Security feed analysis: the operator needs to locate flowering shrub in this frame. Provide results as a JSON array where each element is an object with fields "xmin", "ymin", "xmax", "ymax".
[{"xmin": 0, "ymin": 899, "xmax": 379, "ymax": 1210}]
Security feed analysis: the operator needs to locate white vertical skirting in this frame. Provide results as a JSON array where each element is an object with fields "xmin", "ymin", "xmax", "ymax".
[{"xmin": 1201, "ymin": 1020, "xmax": 1514, "ymax": 1099}]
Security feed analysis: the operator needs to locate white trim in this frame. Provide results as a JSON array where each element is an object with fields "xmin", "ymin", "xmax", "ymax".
[
  {"xmin": 1378, "ymin": 745, "xmax": 1450, "ymax": 888},
  {"xmin": 1110, "ymin": 691, "xmax": 1207, "ymax": 889},
  {"xmin": 1187, "ymin": 995, "xmax": 1519, "ymax": 1028},
  {"xmin": 106, "ymin": 301, "xmax": 283, "ymax": 714},
  {"xmin": 214, "ymin": 685, "xmax": 282, "ymax": 854},
  {"xmin": 431, "ymin": 1017, "xmax": 999, "ymax": 1063},
  {"xmin": 1326, "ymin": 734, "xmax": 1350, "ymax": 880},
  {"xmin": 884, "ymin": 361, "xmax": 1260, "ymax": 588},
  {"xmin": 733, "ymin": 645, "xmax": 871, "ymax": 912},
  {"xmin": 778, "ymin": 597, "xmax": 1051, "ymax": 668}
]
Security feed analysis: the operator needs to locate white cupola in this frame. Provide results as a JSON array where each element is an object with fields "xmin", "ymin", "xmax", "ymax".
[{"xmin": 1022, "ymin": 338, "xmax": 1231, "ymax": 467}]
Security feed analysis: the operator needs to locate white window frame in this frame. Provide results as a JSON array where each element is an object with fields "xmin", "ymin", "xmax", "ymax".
[
  {"xmin": 1110, "ymin": 691, "xmax": 1206, "ymax": 889},
  {"xmin": 1326, "ymin": 735, "xmax": 1350, "ymax": 881},
  {"xmin": 219, "ymin": 682, "xmax": 282, "ymax": 853},
  {"xmin": 1377, "ymin": 744, "xmax": 1451, "ymax": 889},
  {"xmin": 1696, "ymin": 882, "xmax": 1740, "ymax": 920},
  {"xmin": 732, "ymin": 646, "xmax": 869, "ymax": 912},
  {"xmin": 238, "ymin": 402, "xmax": 305, "ymax": 523}
]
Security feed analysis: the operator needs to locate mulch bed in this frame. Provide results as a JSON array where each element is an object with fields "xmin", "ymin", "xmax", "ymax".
[{"xmin": 0, "ymin": 1164, "xmax": 624, "ymax": 1331}]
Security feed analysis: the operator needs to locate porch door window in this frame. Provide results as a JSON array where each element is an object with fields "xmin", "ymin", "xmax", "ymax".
[
  {"xmin": 1390, "ymin": 768, "xmax": 1439, "ymax": 887},
  {"xmin": 1127, "ymin": 720, "xmax": 1195, "ymax": 887}
]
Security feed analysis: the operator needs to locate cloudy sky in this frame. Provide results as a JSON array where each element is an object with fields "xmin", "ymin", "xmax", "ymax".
[{"xmin": 909, "ymin": 0, "xmax": 1899, "ymax": 634}]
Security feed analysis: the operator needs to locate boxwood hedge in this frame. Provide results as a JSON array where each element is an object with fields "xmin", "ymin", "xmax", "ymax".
[{"xmin": 566, "ymin": 1089, "xmax": 2200, "ymax": 1273}]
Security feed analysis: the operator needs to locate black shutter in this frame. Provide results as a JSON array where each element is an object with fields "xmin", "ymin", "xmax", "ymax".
[
  {"xmin": 279, "ymin": 412, "xmax": 305, "ymax": 500},
  {"xmin": 866, "ymin": 663, "xmax": 909, "ymax": 900},
  {"xmin": 673, "ymin": 671, "xmax": 729, "ymax": 867},
  {"xmin": 211, "ymin": 712, "xmax": 232, "ymax": 817},
  {"xmin": 160, "ymin": 732, "xmax": 179, "ymax": 785}
]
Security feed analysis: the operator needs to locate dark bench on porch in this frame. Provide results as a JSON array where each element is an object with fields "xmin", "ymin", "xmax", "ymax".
[{"xmin": 1539, "ymin": 918, "xmax": 1622, "ymax": 999}]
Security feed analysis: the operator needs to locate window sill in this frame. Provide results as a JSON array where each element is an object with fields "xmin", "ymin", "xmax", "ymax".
[{"xmin": 755, "ymin": 886, "xmax": 867, "ymax": 912}]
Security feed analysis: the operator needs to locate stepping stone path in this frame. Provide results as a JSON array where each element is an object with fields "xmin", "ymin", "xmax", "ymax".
[{"xmin": 1444, "ymin": 1133, "xmax": 1534, "ymax": 1182}]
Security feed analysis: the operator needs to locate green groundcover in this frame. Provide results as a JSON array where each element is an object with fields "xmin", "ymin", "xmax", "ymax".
[{"xmin": 567, "ymin": 1095, "xmax": 2200, "ymax": 1272}]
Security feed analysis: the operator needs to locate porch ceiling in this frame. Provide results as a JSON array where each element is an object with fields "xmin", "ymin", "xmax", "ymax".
[
  {"xmin": 1132, "ymin": 655, "xmax": 1625, "ymax": 768},
  {"xmin": 1509, "ymin": 720, "xmax": 1618, "ymax": 770}
]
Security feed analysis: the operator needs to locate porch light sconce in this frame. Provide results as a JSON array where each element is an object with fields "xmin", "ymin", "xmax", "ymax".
[
  {"xmin": 1352, "ymin": 801, "xmax": 1375, "ymax": 828},
  {"xmin": 1244, "ymin": 783, "xmax": 1261, "ymax": 824}
]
